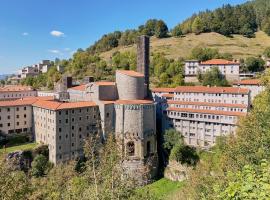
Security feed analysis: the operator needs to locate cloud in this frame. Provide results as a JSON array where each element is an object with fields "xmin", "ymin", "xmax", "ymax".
[
  {"xmin": 48, "ymin": 49, "xmax": 63, "ymax": 55},
  {"xmin": 64, "ymin": 48, "xmax": 71, "ymax": 51},
  {"xmin": 50, "ymin": 30, "xmax": 65, "ymax": 37},
  {"xmin": 22, "ymin": 32, "xmax": 29, "ymax": 36}
]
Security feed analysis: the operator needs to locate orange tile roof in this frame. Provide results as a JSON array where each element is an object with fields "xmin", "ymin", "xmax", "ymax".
[
  {"xmin": 167, "ymin": 107, "xmax": 247, "ymax": 117},
  {"xmin": 115, "ymin": 99, "xmax": 153, "ymax": 105},
  {"xmin": 117, "ymin": 70, "xmax": 144, "ymax": 77},
  {"xmin": 68, "ymin": 84, "xmax": 86, "ymax": 91},
  {"xmin": 174, "ymin": 86, "xmax": 249, "ymax": 94},
  {"xmin": 0, "ymin": 85, "xmax": 34, "ymax": 92},
  {"xmin": 152, "ymin": 88, "xmax": 175, "ymax": 93},
  {"xmin": 0, "ymin": 99, "xmax": 38, "ymax": 107},
  {"xmin": 167, "ymin": 100, "xmax": 248, "ymax": 108},
  {"xmin": 200, "ymin": 59, "xmax": 240, "ymax": 65},
  {"xmin": 33, "ymin": 100, "xmax": 97, "ymax": 110},
  {"xmin": 233, "ymin": 79, "xmax": 261, "ymax": 85},
  {"xmin": 95, "ymin": 81, "xmax": 115, "ymax": 86},
  {"xmin": 162, "ymin": 94, "xmax": 174, "ymax": 98},
  {"xmin": 0, "ymin": 96, "xmax": 54, "ymax": 107}
]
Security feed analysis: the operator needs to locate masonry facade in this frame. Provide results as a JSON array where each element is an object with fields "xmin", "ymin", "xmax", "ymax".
[{"xmin": 152, "ymin": 86, "xmax": 250, "ymax": 148}]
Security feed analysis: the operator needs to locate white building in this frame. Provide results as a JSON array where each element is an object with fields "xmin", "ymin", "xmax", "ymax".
[
  {"xmin": 185, "ymin": 59, "xmax": 240, "ymax": 82},
  {"xmin": 152, "ymin": 86, "xmax": 250, "ymax": 148},
  {"xmin": 0, "ymin": 85, "xmax": 37, "ymax": 100},
  {"xmin": 233, "ymin": 79, "xmax": 265, "ymax": 101}
]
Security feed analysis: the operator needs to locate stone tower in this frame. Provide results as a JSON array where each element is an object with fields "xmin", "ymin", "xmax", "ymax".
[{"xmin": 137, "ymin": 35, "xmax": 150, "ymax": 95}]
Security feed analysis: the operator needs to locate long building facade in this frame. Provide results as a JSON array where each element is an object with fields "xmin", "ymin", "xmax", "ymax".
[{"xmin": 152, "ymin": 86, "xmax": 250, "ymax": 148}]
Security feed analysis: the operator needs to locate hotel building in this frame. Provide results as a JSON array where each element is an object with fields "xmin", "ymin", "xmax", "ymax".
[{"xmin": 152, "ymin": 86, "xmax": 250, "ymax": 148}]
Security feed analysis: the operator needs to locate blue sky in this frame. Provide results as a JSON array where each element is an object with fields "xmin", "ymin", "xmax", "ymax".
[{"xmin": 0, "ymin": 0, "xmax": 248, "ymax": 74}]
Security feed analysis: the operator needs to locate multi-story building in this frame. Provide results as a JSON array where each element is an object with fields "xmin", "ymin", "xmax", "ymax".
[
  {"xmin": 0, "ymin": 97, "xmax": 53, "ymax": 135},
  {"xmin": 233, "ymin": 79, "xmax": 265, "ymax": 101},
  {"xmin": 33, "ymin": 100, "xmax": 100, "ymax": 164},
  {"xmin": 0, "ymin": 85, "xmax": 37, "ymax": 100},
  {"xmin": 0, "ymin": 35, "xmax": 158, "ymax": 183},
  {"xmin": 184, "ymin": 59, "xmax": 240, "ymax": 82},
  {"xmin": 152, "ymin": 86, "xmax": 250, "ymax": 148}
]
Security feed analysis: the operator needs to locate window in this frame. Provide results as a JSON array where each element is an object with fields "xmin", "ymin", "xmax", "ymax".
[
  {"xmin": 16, "ymin": 122, "xmax": 19, "ymax": 126},
  {"xmin": 59, "ymin": 128, "xmax": 62, "ymax": 132},
  {"xmin": 66, "ymin": 110, "xmax": 68, "ymax": 115},
  {"xmin": 127, "ymin": 142, "xmax": 135, "ymax": 156},
  {"xmin": 66, "ymin": 119, "xmax": 68, "ymax": 123},
  {"xmin": 7, "ymin": 116, "xmax": 10, "ymax": 119},
  {"xmin": 146, "ymin": 141, "xmax": 151, "ymax": 156},
  {"xmin": 16, "ymin": 107, "xmax": 19, "ymax": 111},
  {"xmin": 0, "ymin": 124, "xmax": 2, "ymax": 127},
  {"xmin": 7, "ymin": 108, "xmax": 10, "ymax": 112},
  {"xmin": 106, "ymin": 113, "xmax": 110, "ymax": 118},
  {"xmin": 16, "ymin": 115, "xmax": 19, "ymax": 119},
  {"xmin": 72, "ymin": 143, "xmax": 74, "ymax": 147},
  {"xmin": 24, "ymin": 107, "xmax": 26, "ymax": 110},
  {"xmin": 24, "ymin": 114, "xmax": 26, "ymax": 118},
  {"xmin": 72, "ymin": 126, "xmax": 74, "ymax": 130},
  {"xmin": 7, "ymin": 123, "xmax": 10, "ymax": 127}
]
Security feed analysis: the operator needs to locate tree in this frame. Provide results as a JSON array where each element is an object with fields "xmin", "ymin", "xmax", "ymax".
[
  {"xmin": 31, "ymin": 154, "xmax": 48, "ymax": 177},
  {"xmin": 0, "ymin": 160, "xmax": 31, "ymax": 200},
  {"xmin": 245, "ymin": 57, "xmax": 265, "ymax": 72},
  {"xmin": 163, "ymin": 129, "xmax": 183, "ymax": 151},
  {"xmin": 170, "ymin": 144, "xmax": 199, "ymax": 166},
  {"xmin": 171, "ymin": 25, "xmax": 183, "ymax": 37},
  {"xmin": 192, "ymin": 16, "xmax": 204, "ymax": 34},
  {"xmin": 191, "ymin": 46, "xmax": 219, "ymax": 61},
  {"xmin": 200, "ymin": 67, "xmax": 229, "ymax": 86},
  {"xmin": 215, "ymin": 160, "xmax": 270, "ymax": 199},
  {"xmin": 155, "ymin": 20, "xmax": 168, "ymax": 38}
]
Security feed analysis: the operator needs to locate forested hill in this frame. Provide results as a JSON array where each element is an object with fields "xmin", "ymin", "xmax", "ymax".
[{"xmin": 87, "ymin": 0, "xmax": 270, "ymax": 55}]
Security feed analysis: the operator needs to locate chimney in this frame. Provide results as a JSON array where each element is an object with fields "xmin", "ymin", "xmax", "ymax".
[{"xmin": 137, "ymin": 35, "xmax": 150, "ymax": 96}]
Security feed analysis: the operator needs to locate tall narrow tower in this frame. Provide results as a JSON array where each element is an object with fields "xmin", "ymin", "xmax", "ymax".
[{"xmin": 137, "ymin": 35, "xmax": 150, "ymax": 95}]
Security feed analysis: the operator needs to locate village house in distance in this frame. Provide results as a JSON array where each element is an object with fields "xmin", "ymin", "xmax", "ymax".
[{"xmin": 184, "ymin": 59, "xmax": 240, "ymax": 82}]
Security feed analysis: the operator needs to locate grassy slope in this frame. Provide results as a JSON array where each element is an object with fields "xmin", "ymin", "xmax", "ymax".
[
  {"xmin": 137, "ymin": 178, "xmax": 185, "ymax": 199},
  {"xmin": 0, "ymin": 142, "xmax": 37, "ymax": 155},
  {"xmin": 100, "ymin": 31, "xmax": 270, "ymax": 61}
]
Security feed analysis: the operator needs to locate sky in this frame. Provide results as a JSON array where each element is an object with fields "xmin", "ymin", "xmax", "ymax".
[{"xmin": 0, "ymin": 0, "xmax": 248, "ymax": 74}]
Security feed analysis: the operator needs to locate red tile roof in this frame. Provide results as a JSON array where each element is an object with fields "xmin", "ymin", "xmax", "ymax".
[
  {"xmin": 168, "ymin": 100, "xmax": 248, "ymax": 108},
  {"xmin": 33, "ymin": 100, "xmax": 97, "ymax": 110},
  {"xmin": 95, "ymin": 81, "xmax": 115, "ymax": 86},
  {"xmin": 152, "ymin": 88, "xmax": 175, "ymax": 93},
  {"xmin": 233, "ymin": 79, "xmax": 261, "ymax": 85},
  {"xmin": 68, "ymin": 84, "xmax": 86, "ymax": 91},
  {"xmin": 0, "ymin": 96, "xmax": 54, "ymax": 107},
  {"xmin": 167, "ymin": 107, "xmax": 246, "ymax": 117},
  {"xmin": 0, "ymin": 85, "xmax": 34, "ymax": 92},
  {"xmin": 174, "ymin": 86, "xmax": 249, "ymax": 94},
  {"xmin": 117, "ymin": 70, "xmax": 144, "ymax": 77},
  {"xmin": 162, "ymin": 94, "xmax": 174, "ymax": 98},
  {"xmin": 115, "ymin": 99, "xmax": 153, "ymax": 105},
  {"xmin": 200, "ymin": 59, "xmax": 240, "ymax": 65}
]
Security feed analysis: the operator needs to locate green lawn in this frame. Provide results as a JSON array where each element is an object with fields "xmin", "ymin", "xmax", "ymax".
[
  {"xmin": 0, "ymin": 143, "xmax": 37, "ymax": 155},
  {"xmin": 137, "ymin": 178, "xmax": 184, "ymax": 199}
]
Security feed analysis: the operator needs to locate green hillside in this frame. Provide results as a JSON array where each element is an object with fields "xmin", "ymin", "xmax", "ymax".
[{"xmin": 100, "ymin": 31, "xmax": 270, "ymax": 61}]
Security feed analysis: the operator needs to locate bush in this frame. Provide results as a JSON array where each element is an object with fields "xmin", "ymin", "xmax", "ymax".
[
  {"xmin": 31, "ymin": 154, "xmax": 48, "ymax": 177},
  {"xmin": 170, "ymin": 144, "xmax": 199, "ymax": 166}
]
